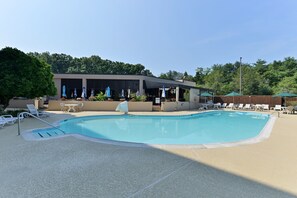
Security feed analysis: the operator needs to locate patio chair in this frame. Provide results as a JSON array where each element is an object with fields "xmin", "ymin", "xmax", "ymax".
[
  {"xmin": 237, "ymin": 103, "xmax": 244, "ymax": 109},
  {"xmin": 0, "ymin": 115, "xmax": 18, "ymax": 124},
  {"xmin": 26, "ymin": 104, "xmax": 49, "ymax": 117},
  {"xmin": 254, "ymin": 104, "xmax": 262, "ymax": 111},
  {"xmin": 76, "ymin": 103, "xmax": 84, "ymax": 112},
  {"xmin": 283, "ymin": 106, "xmax": 294, "ymax": 114},
  {"xmin": 0, "ymin": 117, "xmax": 7, "ymax": 128},
  {"xmin": 243, "ymin": 104, "xmax": 251, "ymax": 110},
  {"xmin": 213, "ymin": 103, "xmax": 221, "ymax": 109},
  {"xmin": 60, "ymin": 103, "xmax": 67, "ymax": 112},
  {"xmin": 274, "ymin": 105, "xmax": 282, "ymax": 111},
  {"xmin": 226, "ymin": 103, "xmax": 234, "ymax": 109},
  {"xmin": 262, "ymin": 104, "xmax": 269, "ymax": 111},
  {"xmin": 221, "ymin": 103, "xmax": 227, "ymax": 108}
]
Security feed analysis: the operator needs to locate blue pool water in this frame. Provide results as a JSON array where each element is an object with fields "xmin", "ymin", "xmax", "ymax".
[{"xmin": 32, "ymin": 111, "xmax": 270, "ymax": 145}]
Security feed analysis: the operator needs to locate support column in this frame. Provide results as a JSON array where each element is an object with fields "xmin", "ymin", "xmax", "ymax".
[
  {"xmin": 139, "ymin": 80, "xmax": 145, "ymax": 95},
  {"xmin": 176, "ymin": 86, "xmax": 180, "ymax": 102},
  {"xmin": 82, "ymin": 78, "xmax": 87, "ymax": 89},
  {"xmin": 54, "ymin": 79, "xmax": 61, "ymax": 99}
]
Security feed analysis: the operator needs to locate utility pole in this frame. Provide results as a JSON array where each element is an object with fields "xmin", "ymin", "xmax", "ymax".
[{"xmin": 239, "ymin": 57, "xmax": 242, "ymax": 95}]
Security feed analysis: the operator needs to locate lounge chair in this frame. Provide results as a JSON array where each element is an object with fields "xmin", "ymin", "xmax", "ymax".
[
  {"xmin": 254, "ymin": 104, "xmax": 263, "ymax": 111},
  {"xmin": 226, "ymin": 103, "xmax": 234, "ymax": 109},
  {"xmin": 274, "ymin": 105, "xmax": 282, "ymax": 111},
  {"xmin": 213, "ymin": 103, "xmax": 221, "ymax": 109},
  {"xmin": 0, "ymin": 115, "xmax": 18, "ymax": 124},
  {"xmin": 26, "ymin": 104, "xmax": 49, "ymax": 117},
  {"xmin": 237, "ymin": 103, "xmax": 244, "ymax": 109},
  {"xmin": 262, "ymin": 104, "xmax": 269, "ymax": 111},
  {"xmin": 243, "ymin": 104, "xmax": 251, "ymax": 110},
  {"xmin": 221, "ymin": 103, "xmax": 227, "ymax": 108},
  {"xmin": 0, "ymin": 117, "xmax": 7, "ymax": 128},
  {"xmin": 283, "ymin": 106, "xmax": 294, "ymax": 114}
]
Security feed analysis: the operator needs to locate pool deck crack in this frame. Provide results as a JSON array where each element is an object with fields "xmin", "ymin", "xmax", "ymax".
[{"xmin": 128, "ymin": 161, "xmax": 193, "ymax": 198}]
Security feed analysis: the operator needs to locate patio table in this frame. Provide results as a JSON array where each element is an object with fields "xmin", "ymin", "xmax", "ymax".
[{"xmin": 64, "ymin": 103, "xmax": 79, "ymax": 112}]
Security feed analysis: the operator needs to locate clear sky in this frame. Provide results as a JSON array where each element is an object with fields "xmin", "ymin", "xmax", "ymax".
[{"xmin": 1, "ymin": 0, "xmax": 297, "ymax": 76}]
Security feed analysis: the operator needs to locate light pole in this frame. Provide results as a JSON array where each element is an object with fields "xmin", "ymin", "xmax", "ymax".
[{"xmin": 239, "ymin": 57, "xmax": 242, "ymax": 95}]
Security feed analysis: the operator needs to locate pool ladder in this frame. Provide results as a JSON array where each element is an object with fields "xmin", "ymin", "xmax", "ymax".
[{"xmin": 17, "ymin": 112, "xmax": 65, "ymax": 136}]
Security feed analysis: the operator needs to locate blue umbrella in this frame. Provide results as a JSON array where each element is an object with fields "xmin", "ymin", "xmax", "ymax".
[
  {"xmin": 121, "ymin": 89, "xmax": 125, "ymax": 98},
  {"xmin": 62, "ymin": 85, "xmax": 67, "ymax": 97},
  {"xmin": 161, "ymin": 86, "xmax": 166, "ymax": 98},
  {"xmin": 105, "ymin": 86, "xmax": 111, "ymax": 98},
  {"xmin": 81, "ymin": 87, "xmax": 86, "ymax": 99},
  {"xmin": 74, "ymin": 88, "xmax": 77, "ymax": 98}
]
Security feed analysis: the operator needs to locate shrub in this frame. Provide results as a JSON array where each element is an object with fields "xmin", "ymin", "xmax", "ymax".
[
  {"xmin": 130, "ymin": 93, "xmax": 146, "ymax": 102},
  {"xmin": 95, "ymin": 92, "xmax": 107, "ymax": 101}
]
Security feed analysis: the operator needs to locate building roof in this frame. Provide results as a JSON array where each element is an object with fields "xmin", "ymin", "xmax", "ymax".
[{"xmin": 53, "ymin": 74, "xmax": 200, "ymax": 89}]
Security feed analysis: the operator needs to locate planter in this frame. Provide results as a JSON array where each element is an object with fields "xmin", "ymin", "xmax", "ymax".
[{"xmin": 48, "ymin": 100, "xmax": 153, "ymax": 111}]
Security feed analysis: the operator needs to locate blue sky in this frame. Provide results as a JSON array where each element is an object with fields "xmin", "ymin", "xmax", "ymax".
[{"xmin": 1, "ymin": 0, "xmax": 297, "ymax": 76}]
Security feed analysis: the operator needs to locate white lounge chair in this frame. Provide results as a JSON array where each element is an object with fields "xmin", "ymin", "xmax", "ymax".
[
  {"xmin": 255, "ymin": 104, "xmax": 263, "ymax": 111},
  {"xmin": 0, "ymin": 115, "xmax": 18, "ymax": 124},
  {"xmin": 213, "ymin": 103, "xmax": 221, "ymax": 109},
  {"xmin": 237, "ymin": 104, "xmax": 244, "ymax": 109},
  {"xmin": 262, "ymin": 104, "xmax": 269, "ymax": 111},
  {"xmin": 226, "ymin": 103, "xmax": 234, "ymax": 109},
  {"xmin": 0, "ymin": 117, "xmax": 7, "ymax": 128},
  {"xmin": 274, "ymin": 105, "xmax": 282, "ymax": 111},
  {"xmin": 221, "ymin": 103, "xmax": 227, "ymax": 108},
  {"xmin": 243, "ymin": 104, "xmax": 251, "ymax": 110},
  {"xmin": 26, "ymin": 104, "xmax": 49, "ymax": 117}
]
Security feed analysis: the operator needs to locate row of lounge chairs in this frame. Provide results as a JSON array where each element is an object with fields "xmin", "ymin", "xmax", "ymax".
[
  {"xmin": 0, "ymin": 104, "xmax": 49, "ymax": 128},
  {"xmin": 223, "ymin": 103, "xmax": 272, "ymax": 111},
  {"xmin": 202, "ymin": 102, "xmax": 285, "ymax": 111}
]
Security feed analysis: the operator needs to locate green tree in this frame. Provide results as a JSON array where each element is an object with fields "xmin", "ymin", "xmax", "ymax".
[
  {"xmin": 159, "ymin": 70, "xmax": 184, "ymax": 80},
  {"xmin": 193, "ymin": 67, "xmax": 205, "ymax": 86},
  {"xmin": 0, "ymin": 47, "xmax": 56, "ymax": 107},
  {"xmin": 274, "ymin": 73, "xmax": 297, "ymax": 93}
]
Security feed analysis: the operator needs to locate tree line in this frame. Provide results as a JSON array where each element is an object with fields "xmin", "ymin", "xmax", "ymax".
[
  {"xmin": 28, "ymin": 52, "xmax": 154, "ymax": 76},
  {"xmin": 159, "ymin": 58, "xmax": 297, "ymax": 95},
  {"xmin": 29, "ymin": 51, "xmax": 297, "ymax": 95}
]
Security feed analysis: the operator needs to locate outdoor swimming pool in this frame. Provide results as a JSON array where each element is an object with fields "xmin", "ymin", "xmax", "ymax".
[{"xmin": 28, "ymin": 111, "xmax": 273, "ymax": 145}]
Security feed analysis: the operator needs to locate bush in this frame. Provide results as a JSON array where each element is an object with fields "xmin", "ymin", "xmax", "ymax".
[
  {"xmin": 130, "ymin": 93, "xmax": 146, "ymax": 102},
  {"xmin": 95, "ymin": 92, "xmax": 107, "ymax": 101}
]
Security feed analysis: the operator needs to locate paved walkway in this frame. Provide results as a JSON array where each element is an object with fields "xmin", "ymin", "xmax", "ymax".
[{"xmin": 0, "ymin": 111, "xmax": 296, "ymax": 198}]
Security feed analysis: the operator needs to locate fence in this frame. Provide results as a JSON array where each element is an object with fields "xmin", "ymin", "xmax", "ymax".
[{"xmin": 214, "ymin": 95, "xmax": 282, "ymax": 107}]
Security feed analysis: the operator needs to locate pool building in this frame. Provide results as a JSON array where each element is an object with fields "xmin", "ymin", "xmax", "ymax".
[{"xmin": 53, "ymin": 74, "xmax": 208, "ymax": 105}]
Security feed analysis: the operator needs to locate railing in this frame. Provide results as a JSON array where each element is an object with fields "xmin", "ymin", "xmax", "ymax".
[{"xmin": 17, "ymin": 112, "xmax": 65, "ymax": 135}]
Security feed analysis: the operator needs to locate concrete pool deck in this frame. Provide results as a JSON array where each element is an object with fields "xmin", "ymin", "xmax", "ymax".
[{"xmin": 0, "ymin": 110, "xmax": 297, "ymax": 197}]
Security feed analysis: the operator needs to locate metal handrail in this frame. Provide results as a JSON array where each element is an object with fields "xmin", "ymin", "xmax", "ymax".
[{"xmin": 17, "ymin": 112, "xmax": 65, "ymax": 135}]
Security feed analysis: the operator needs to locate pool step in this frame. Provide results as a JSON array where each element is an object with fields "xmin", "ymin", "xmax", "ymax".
[{"xmin": 33, "ymin": 128, "xmax": 66, "ymax": 139}]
